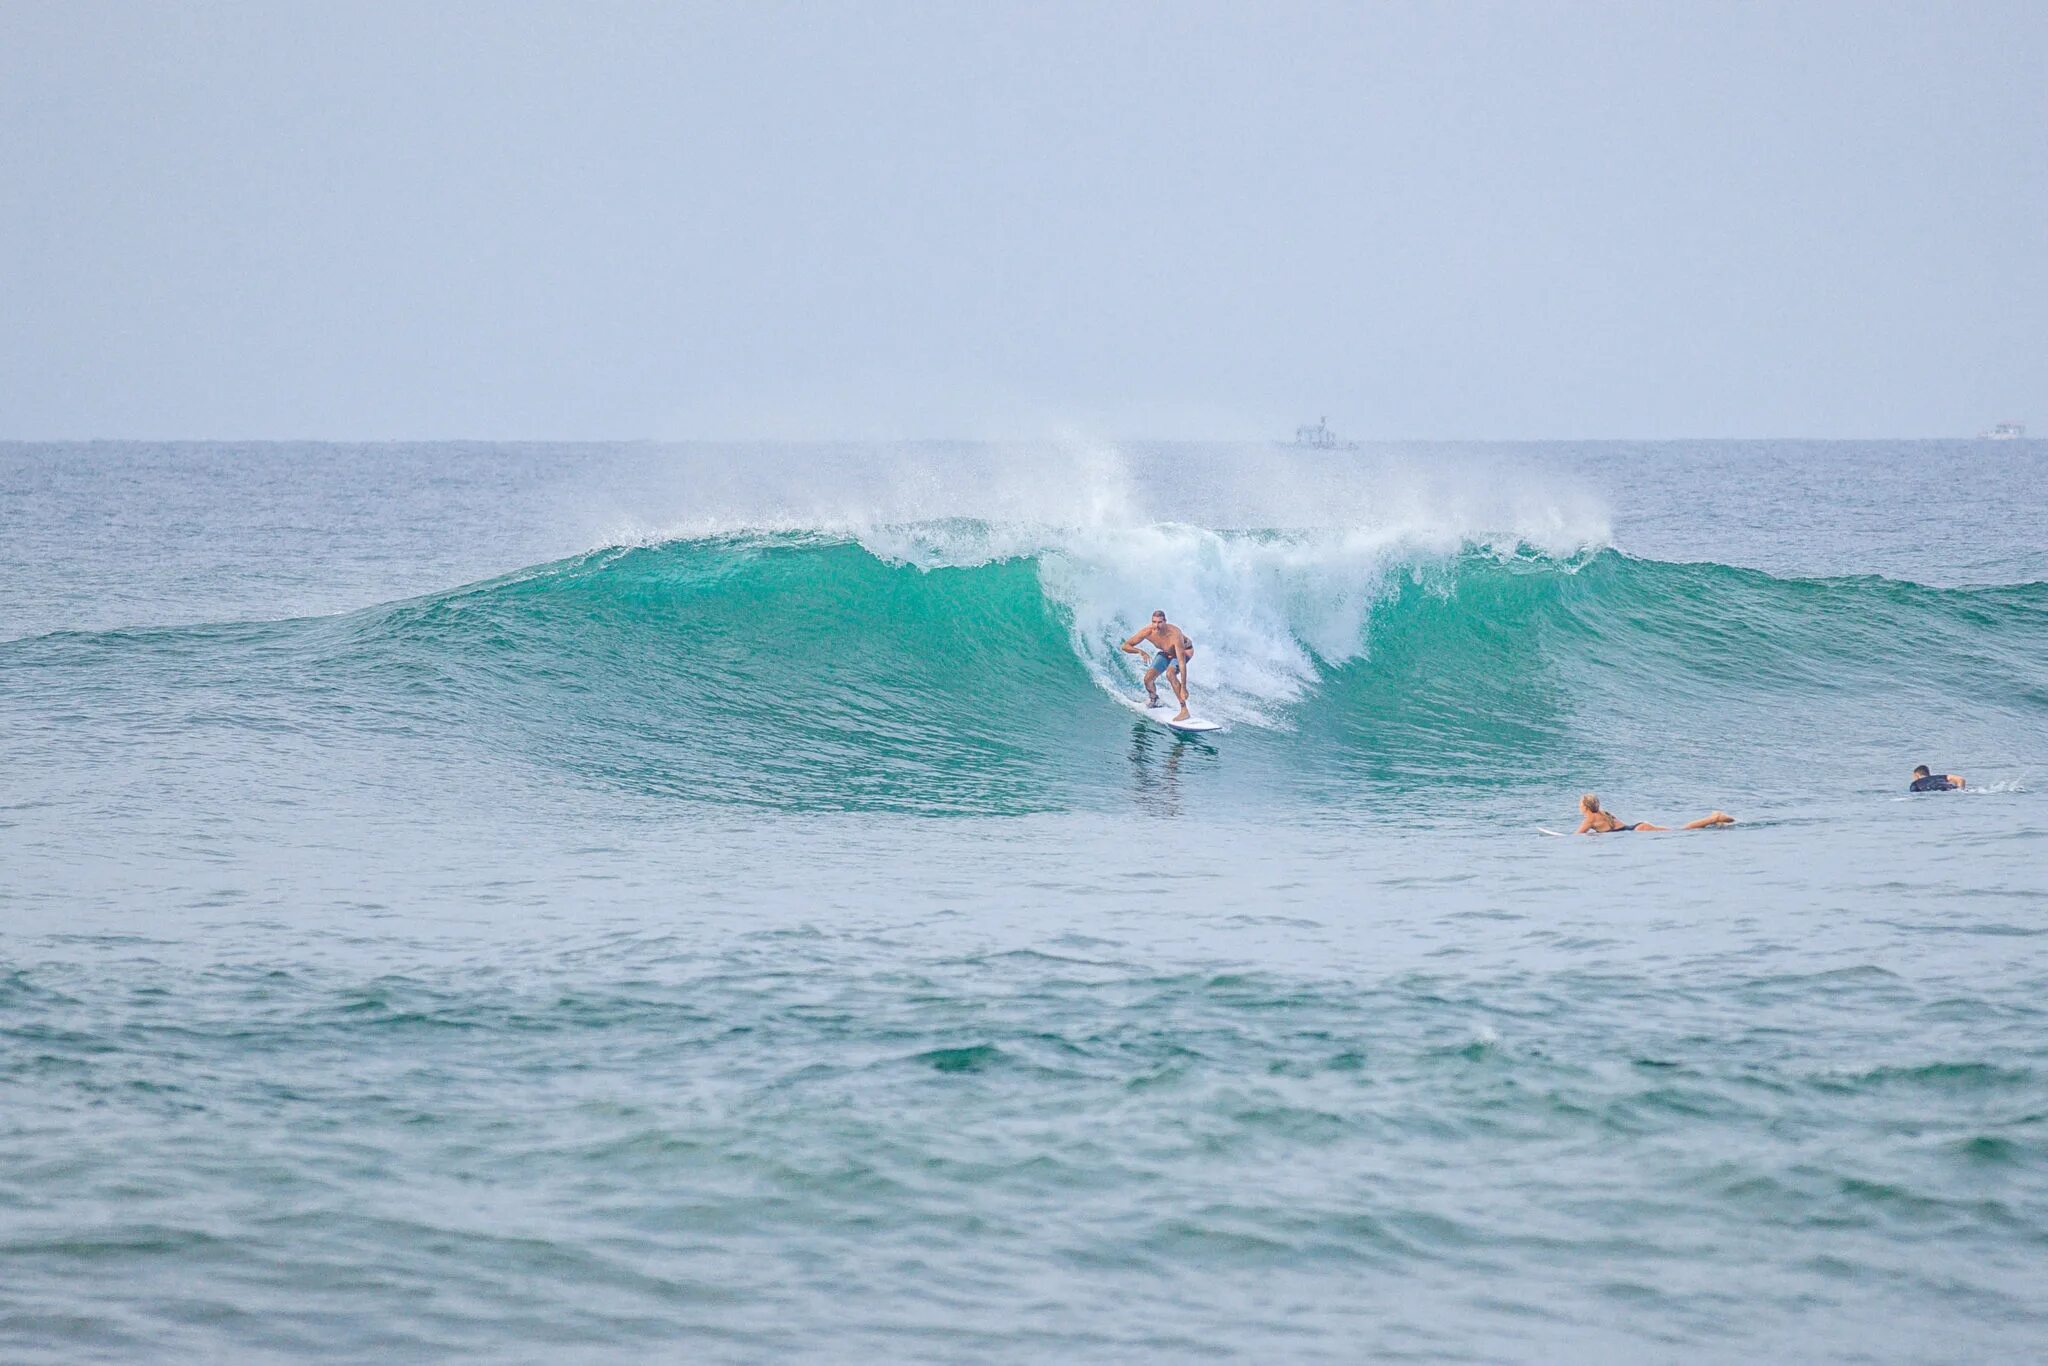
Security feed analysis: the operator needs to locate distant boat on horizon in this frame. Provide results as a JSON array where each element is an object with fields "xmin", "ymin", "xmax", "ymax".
[
  {"xmin": 1289, "ymin": 417, "xmax": 1359, "ymax": 450},
  {"xmin": 1979, "ymin": 422, "xmax": 2026, "ymax": 440}
]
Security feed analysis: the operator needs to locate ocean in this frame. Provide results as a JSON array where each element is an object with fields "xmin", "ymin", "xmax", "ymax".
[{"xmin": 2, "ymin": 439, "xmax": 2044, "ymax": 1361}]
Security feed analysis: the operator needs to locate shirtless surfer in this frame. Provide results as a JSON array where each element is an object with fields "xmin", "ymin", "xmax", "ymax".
[
  {"xmin": 1122, "ymin": 610, "xmax": 1195, "ymax": 723},
  {"xmin": 1575, "ymin": 792, "xmax": 1733, "ymax": 834}
]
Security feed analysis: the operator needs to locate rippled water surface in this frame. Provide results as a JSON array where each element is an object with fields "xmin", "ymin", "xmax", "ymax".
[{"xmin": 2, "ymin": 440, "xmax": 2044, "ymax": 1361}]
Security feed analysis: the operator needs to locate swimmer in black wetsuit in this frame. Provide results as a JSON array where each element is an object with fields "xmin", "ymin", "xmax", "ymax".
[
  {"xmin": 1575, "ymin": 792, "xmax": 1734, "ymax": 835},
  {"xmin": 1909, "ymin": 764, "xmax": 1965, "ymax": 793}
]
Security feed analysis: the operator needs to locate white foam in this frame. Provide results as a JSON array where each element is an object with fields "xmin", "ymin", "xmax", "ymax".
[{"xmin": 594, "ymin": 439, "xmax": 1604, "ymax": 547}]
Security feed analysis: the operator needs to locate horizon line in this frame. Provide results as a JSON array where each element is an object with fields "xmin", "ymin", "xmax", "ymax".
[{"xmin": 0, "ymin": 433, "xmax": 2032, "ymax": 447}]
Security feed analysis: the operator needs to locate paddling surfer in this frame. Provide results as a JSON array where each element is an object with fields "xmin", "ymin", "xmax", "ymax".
[
  {"xmin": 1122, "ymin": 611, "xmax": 1195, "ymax": 723},
  {"xmin": 1575, "ymin": 792, "xmax": 1734, "ymax": 834},
  {"xmin": 1908, "ymin": 765, "xmax": 1965, "ymax": 793}
]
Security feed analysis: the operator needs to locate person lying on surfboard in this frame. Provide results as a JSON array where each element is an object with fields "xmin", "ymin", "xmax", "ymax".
[
  {"xmin": 1908, "ymin": 764, "xmax": 1965, "ymax": 793},
  {"xmin": 1121, "ymin": 610, "xmax": 1196, "ymax": 723},
  {"xmin": 1575, "ymin": 792, "xmax": 1733, "ymax": 834}
]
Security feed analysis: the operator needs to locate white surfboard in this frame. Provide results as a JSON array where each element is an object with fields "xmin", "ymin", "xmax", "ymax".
[{"xmin": 1116, "ymin": 688, "xmax": 1223, "ymax": 734}]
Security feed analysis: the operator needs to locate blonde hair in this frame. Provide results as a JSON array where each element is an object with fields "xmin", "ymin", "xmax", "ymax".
[{"xmin": 1580, "ymin": 792, "xmax": 1600, "ymax": 812}]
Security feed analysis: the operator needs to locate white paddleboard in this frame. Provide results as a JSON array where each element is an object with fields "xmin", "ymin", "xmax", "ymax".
[{"xmin": 1116, "ymin": 688, "xmax": 1223, "ymax": 734}]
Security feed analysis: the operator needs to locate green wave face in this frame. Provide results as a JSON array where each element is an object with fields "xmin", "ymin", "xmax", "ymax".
[
  {"xmin": 332, "ymin": 529, "xmax": 2047, "ymax": 813},
  {"xmin": 368, "ymin": 535, "xmax": 1123, "ymax": 813}
]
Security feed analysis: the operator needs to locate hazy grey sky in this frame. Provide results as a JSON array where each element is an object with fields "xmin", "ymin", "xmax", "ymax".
[{"xmin": 2, "ymin": 1, "xmax": 2042, "ymax": 440}]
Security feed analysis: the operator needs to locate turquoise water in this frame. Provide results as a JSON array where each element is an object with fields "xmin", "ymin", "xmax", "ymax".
[{"xmin": 3, "ymin": 441, "xmax": 2045, "ymax": 1360}]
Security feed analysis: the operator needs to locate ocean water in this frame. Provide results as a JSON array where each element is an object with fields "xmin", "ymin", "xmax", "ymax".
[{"xmin": 2, "ymin": 439, "xmax": 2044, "ymax": 1362}]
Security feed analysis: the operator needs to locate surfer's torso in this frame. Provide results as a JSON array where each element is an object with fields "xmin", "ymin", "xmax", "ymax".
[{"xmin": 1143, "ymin": 623, "xmax": 1193, "ymax": 656}]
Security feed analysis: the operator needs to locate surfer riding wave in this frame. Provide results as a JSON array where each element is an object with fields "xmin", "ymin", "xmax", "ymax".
[{"xmin": 1122, "ymin": 610, "xmax": 1196, "ymax": 723}]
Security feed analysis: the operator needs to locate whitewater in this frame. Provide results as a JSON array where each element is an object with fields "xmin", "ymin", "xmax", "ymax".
[{"xmin": 3, "ymin": 439, "xmax": 2045, "ymax": 1362}]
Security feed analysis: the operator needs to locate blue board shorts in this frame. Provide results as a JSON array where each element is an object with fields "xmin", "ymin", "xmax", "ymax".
[{"xmin": 1148, "ymin": 651, "xmax": 1186, "ymax": 675}]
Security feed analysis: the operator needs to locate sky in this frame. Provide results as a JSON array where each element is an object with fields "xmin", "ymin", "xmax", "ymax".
[{"xmin": 1, "ymin": 1, "xmax": 2043, "ymax": 441}]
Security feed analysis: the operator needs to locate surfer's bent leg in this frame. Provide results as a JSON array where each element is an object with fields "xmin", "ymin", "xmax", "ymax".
[
  {"xmin": 1143, "ymin": 657, "xmax": 1164, "ymax": 704},
  {"xmin": 1168, "ymin": 654, "xmax": 1191, "ymax": 720}
]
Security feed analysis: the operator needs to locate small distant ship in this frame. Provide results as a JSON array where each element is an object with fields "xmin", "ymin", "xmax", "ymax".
[
  {"xmin": 1289, "ymin": 417, "xmax": 1359, "ymax": 450},
  {"xmin": 1978, "ymin": 422, "xmax": 2026, "ymax": 440}
]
